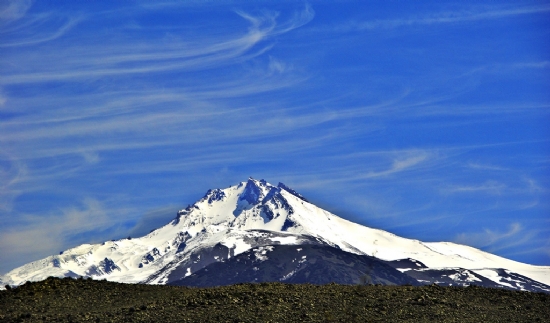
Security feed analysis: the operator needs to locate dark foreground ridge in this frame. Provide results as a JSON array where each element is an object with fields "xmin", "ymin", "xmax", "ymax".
[{"xmin": 1, "ymin": 277, "xmax": 548, "ymax": 322}]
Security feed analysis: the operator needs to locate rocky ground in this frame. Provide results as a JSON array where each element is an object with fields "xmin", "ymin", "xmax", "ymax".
[{"xmin": 0, "ymin": 277, "xmax": 548, "ymax": 322}]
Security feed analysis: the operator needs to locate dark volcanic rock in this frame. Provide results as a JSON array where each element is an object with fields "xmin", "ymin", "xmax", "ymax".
[
  {"xmin": 0, "ymin": 277, "xmax": 549, "ymax": 322},
  {"xmin": 171, "ymin": 244, "xmax": 421, "ymax": 287}
]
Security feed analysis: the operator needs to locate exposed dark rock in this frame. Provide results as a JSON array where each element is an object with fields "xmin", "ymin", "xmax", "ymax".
[
  {"xmin": 278, "ymin": 182, "xmax": 308, "ymax": 202},
  {"xmin": 0, "ymin": 277, "xmax": 548, "ymax": 322},
  {"xmin": 171, "ymin": 244, "xmax": 420, "ymax": 287},
  {"xmin": 86, "ymin": 258, "xmax": 120, "ymax": 276},
  {"xmin": 239, "ymin": 179, "xmax": 262, "ymax": 205}
]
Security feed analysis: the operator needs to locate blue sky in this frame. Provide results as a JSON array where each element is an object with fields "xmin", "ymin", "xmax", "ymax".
[{"xmin": 0, "ymin": 0, "xmax": 549, "ymax": 274}]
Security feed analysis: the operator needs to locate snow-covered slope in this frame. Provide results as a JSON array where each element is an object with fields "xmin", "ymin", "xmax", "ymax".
[{"xmin": 2, "ymin": 178, "xmax": 549, "ymax": 290}]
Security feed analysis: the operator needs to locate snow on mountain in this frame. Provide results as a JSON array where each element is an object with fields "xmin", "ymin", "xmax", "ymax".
[{"xmin": 2, "ymin": 178, "xmax": 549, "ymax": 291}]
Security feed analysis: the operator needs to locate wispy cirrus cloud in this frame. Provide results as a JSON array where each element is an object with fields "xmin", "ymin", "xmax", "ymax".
[
  {"xmin": 512, "ymin": 61, "xmax": 550, "ymax": 69},
  {"xmin": 0, "ymin": 4, "xmax": 313, "ymax": 84},
  {"xmin": 235, "ymin": 2, "xmax": 314, "ymax": 36},
  {"xmin": 0, "ymin": 5, "xmax": 315, "ymax": 154},
  {"xmin": 0, "ymin": 198, "xmax": 137, "ymax": 273},
  {"xmin": 323, "ymin": 4, "xmax": 550, "ymax": 32},
  {"xmin": 454, "ymin": 222, "xmax": 539, "ymax": 253},
  {"xmin": 286, "ymin": 149, "xmax": 435, "ymax": 190},
  {"xmin": 0, "ymin": 16, "xmax": 82, "ymax": 48},
  {"xmin": 0, "ymin": 0, "xmax": 32, "ymax": 24},
  {"xmin": 365, "ymin": 154, "xmax": 429, "ymax": 178},
  {"xmin": 0, "ymin": 153, "xmax": 27, "ymax": 212},
  {"xmin": 443, "ymin": 180, "xmax": 507, "ymax": 195},
  {"xmin": 466, "ymin": 162, "xmax": 509, "ymax": 171}
]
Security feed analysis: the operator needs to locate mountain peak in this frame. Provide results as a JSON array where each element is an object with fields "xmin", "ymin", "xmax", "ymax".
[
  {"xmin": 238, "ymin": 178, "xmax": 308, "ymax": 204},
  {"xmin": 239, "ymin": 178, "xmax": 268, "ymax": 205}
]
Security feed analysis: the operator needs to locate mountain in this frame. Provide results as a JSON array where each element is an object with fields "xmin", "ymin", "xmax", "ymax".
[{"xmin": 2, "ymin": 178, "xmax": 549, "ymax": 292}]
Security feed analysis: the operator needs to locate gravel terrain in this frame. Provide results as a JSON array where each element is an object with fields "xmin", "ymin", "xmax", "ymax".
[{"xmin": 1, "ymin": 277, "xmax": 548, "ymax": 322}]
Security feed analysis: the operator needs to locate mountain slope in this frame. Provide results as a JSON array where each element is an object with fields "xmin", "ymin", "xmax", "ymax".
[
  {"xmin": 2, "ymin": 178, "xmax": 549, "ymax": 292},
  {"xmin": 172, "ymin": 243, "xmax": 420, "ymax": 287}
]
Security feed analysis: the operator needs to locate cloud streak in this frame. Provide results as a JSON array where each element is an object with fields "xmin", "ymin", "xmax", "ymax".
[
  {"xmin": 0, "ymin": 0, "xmax": 32, "ymax": 24},
  {"xmin": 0, "ymin": 16, "xmax": 82, "ymax": 47},
  {"xmin": 443, "ymin": 181, "xmax": 507, "ymax": 195},
  {"xmin": 0, "ymin": 5, "xmax": 314, "ymax": 84},
  {"xmin": 324, "ymin": 4, "xmax": 550, "ymax": 32},
  {"xmin": 454, "ymin": 223, "xmax": 540, "ymax": 254},
  {"xmin": 0, "ymin": 198, "xmax": 138, "ymax": 273}
]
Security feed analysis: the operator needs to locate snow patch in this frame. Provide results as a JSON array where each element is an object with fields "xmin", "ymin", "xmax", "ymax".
[{"xmin": 253, "ymin": 246, "xmax": 274, "ymax": 261}]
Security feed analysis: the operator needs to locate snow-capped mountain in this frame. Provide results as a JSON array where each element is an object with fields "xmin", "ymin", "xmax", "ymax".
[{"xmin": 2, "ymin": 178, "xmax": 549, "ymax": 292}]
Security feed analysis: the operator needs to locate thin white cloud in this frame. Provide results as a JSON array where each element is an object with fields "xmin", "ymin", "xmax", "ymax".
[
  {"xmin": 343, "ymin": 196, "xmax": 445, "ymax": 226},
  {"xmin": 0, "ymin": 0, "xmax": 32, "ymax": 24},
  {"xmin": 504, "ymin": 243, "xmax": 550, "ymax": 259},
  {"xmin": 318, "ymin": 153, "xmax": 433, "ymax": 183},
  {"xmin": 0, "ymin": 153, "xmax": 27, "ymax": 212},
  {"xmin": 287, "ymin": 150, "xmax": 434, "ymax": 189},
  {"xmin": 128, "ymin": 205, "xmax": 179, "ymax": 237},
  {"xmin": 268, "ymin": 56, "xmax": 287, "ymax": 74},
  {"xmin": 379, "ymin": 155, "xmax": 428, "ymax": 176},
  {"xmin": 467, "ymin": 162, "xmax": 509, "ymax": 171},
  {"xmin": 0, "ymin": 5, "xmax": 313, "ymax": 84},
  {"xmin": 80, "ymin": 150, "xmax": 100, "ymax": 165},
  {"xmin": 454, "ymin": 223, "xmax": 539, "ymax": 253},
  {"xmin": 327, "ymin": 5, "xmax": 550, "ymax": 32},
  {"xmin": 0, "ymin": 198, "xmax": 137, "ymax": 273},
  {"xmin": 441, "ymin": 176, "xmax": 548, "ymax": 198},
  {"xmin": 524, "ymin": 178, "xmax": 546, "ymax": 194},
  {"xmin": 511, "ymin": 61, "xmax": 550, "ymax": 69},
  {"xmin": 236, "ymin": 2, "xmax": 314, "ymax": 35},
  {"xmin": 0, "ymin": 16, "xmax": 82, "ymax": 47},
  {"xmin": 443, "ymin": 180, "xmax": 507, "ymax": 195}
]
